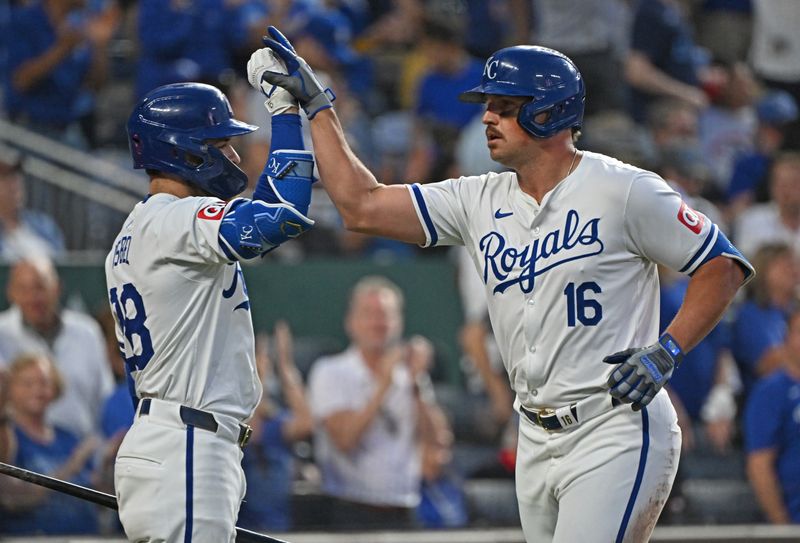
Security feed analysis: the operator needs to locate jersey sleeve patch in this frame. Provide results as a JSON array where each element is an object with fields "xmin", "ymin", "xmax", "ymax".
[
  {"xmin": 677, "ymin": 201, "xmax": 704, "ymax": 234},
  {"xmin": 197, "ymin": 201, "xmax": 226, "ymax": 221}
]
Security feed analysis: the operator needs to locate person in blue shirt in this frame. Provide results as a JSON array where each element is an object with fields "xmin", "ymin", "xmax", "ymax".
[
  {"xmin": 625, "ymin": 0, "xmax": 710, "ymax": 123},
  {"xmin": 744, "ymin": 309, "xmax": 800, "ymax": 524},
  {"xmin": 727, "ymin": 91, "xmax": 799, "ymax": 220},
  {"xmin": 732, "ymin": 243, "xmax": 798, "ymax": 396},
  {"xmin": 660, "ymin": 268, "xmax": 736, "ymax": 452},
  {"xmin": 5, "ymin": 0, "xmax": 116, "ymax": 148},
  {"xmin": 135, "ymin": 0, "xmax": 254, "ymax": 98},
  {"xmin": 95, "ymin": 305, "xmax": 134, "ymax": 441},
  {"xmin": 238, "ymin": 321, "xmax": 313, "ymax": 532},
  {"xmin": 0, "ymin": 353, "xmax": 99, "ymax": 535},
  {"xmin": 406, "ymin": 14, "xmax": 485, "ymax": 183}
]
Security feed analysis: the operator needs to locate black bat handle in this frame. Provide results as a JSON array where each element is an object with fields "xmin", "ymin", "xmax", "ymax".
[{"xmin": 0, "ymin": 461, "xmax": 290, "ymax": 543}]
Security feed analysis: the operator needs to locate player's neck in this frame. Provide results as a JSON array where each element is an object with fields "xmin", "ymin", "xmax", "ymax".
[
  {"xmin": 516, "ymin": 144, "xmax": 580, "ymax": 203},
  {"xmin": 150, "ymin": 176, "xmax": 205, "ymax": 199}
]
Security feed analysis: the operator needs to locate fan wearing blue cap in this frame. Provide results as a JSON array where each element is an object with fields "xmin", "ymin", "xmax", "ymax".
[
  {"xmin": 106, "ymin": 80, "xmax": 314, "ymax": 542},
  {"xmin": 728, "ymin": 90, "xmax": 800, "ymax": 216},
  {"xmin": 250, "ymin": 28, "xmax": 753, "ymax": 542}
]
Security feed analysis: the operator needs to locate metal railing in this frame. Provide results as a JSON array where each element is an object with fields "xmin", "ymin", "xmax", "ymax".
[{"xmin": 0, "ymin": 118, "xmax": 147, "ymax": 261}]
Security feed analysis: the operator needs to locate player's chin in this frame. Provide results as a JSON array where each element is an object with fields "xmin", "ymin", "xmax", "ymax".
[{"xmin": 486, "ymin": 143, "xmax": 504, "ymax": 161}]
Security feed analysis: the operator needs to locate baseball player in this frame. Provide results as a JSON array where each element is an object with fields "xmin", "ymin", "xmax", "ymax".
[
  {"xmin": 251, "ymin": 29, "xmax": 755, "ymax": 542},
  {"xmin": 105, "ymin": 78, "xmax": 313, "ymax": 542}
]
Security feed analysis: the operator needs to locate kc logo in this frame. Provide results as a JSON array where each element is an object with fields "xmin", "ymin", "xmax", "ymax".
[
  {"xmin": 197, "ymin": 202, "xmax": 225, "ymax": 221},
  {"xmin": 484, "ymin": 58, "xmax": 500, "ymax": 80},
  {"xmin": 677, "ymin": 201, "xmax": 704, "ymax": 234}
]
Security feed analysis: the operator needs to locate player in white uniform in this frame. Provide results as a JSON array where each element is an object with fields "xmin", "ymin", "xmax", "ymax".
[
  {"xmin": 253, "ymin": 30, "xmax": 755, "ymax": 542},
  {"xmin": 106, "ymin": 80, "xmax": 314, "ymax": 542}
]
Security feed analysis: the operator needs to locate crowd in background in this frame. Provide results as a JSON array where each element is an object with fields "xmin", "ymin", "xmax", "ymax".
[{"xmin": 1, "ymin": 0, "xmax": 800, "ymax": 536}]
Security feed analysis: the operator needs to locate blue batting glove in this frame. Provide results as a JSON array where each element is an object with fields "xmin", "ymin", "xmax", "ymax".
[
  {"xmin": 260, "ymin": 26, "xmax": 335, "ymax": 120},
  {"xmin": 603, "ymin": 334, "xmax": 684, "ymax": 411}
]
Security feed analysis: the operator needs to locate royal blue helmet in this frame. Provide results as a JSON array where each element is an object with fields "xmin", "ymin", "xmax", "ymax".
[
  {"xmin": 460, "ymin": 45, "xmax": 585, "ymax": 139},
  {"xmin": 127, "ymin": 83, "xmax": 258, "ymax": 199}
]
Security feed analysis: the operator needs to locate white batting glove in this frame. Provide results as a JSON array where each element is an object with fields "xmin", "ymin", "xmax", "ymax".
[{"xmin": 247, "ymin": 48, "xmax": 297, "ymax": 115}]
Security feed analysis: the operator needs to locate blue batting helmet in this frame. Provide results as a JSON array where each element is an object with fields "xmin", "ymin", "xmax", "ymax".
[
  {"xmin": 460, "ymin": 45, "xmax": 585, "ymax": 139},
  {"xmin": 127, "ymin": 83, "xmax": 258, "ymax": 199}
]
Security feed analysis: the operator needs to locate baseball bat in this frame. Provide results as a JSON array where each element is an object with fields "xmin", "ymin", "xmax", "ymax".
[{"xmin": 0, "ymin": 461, "xmax": 290, "ymax": 543}]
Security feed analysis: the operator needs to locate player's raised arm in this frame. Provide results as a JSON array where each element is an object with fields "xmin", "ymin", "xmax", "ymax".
[{"xmin": 251, "ymin": 26, "xmax": 426, "ymax": 245}]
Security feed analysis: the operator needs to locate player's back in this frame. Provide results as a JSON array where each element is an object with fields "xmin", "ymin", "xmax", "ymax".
[{"xmin": 105, "ymin": 194, "xmax": 260, "ymax": 422}]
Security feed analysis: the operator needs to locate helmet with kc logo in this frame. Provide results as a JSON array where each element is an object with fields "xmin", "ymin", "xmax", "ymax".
[{"xmin": 459, "ymin": 45, "xmax": 585, "ymax": 139}]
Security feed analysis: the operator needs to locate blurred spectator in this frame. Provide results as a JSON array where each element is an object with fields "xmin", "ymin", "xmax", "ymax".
[
  {"xmin": 749, "ymin": 0, "xmax": 800, "ymax": 150},
  {"xmin": 734, "ymin": 151, "xmax": 800, "ymax": 258},
  {"xmin": 416, "ymin": 403, "xmax": 468, "ymax": 529},
  {"xmin": 453, "ymin": 245, "xmax": 518, "ymax": 482},
  {"xmin": 511, "ymin": 0, "xmax": 630, "ymax": 116},
  {"xmin": 646, "ymin": 98, "xmax": 701, "ymax": 150},
  {"xmin": 727, "ymin": 91, "xmax": 799, "ymax": 220},
  {"xmin": 694, "ymin": 0, "xmax": 753, "ymax": 65},
  {"xmin": 291, "ymin": 8, "xmax": 375, "ymax": 113},
  {"xmin": 697, "ymin": 61, "xmax": 759, "ymax": 195},
  {"xmin": 92, "ymin": 304, "xmax": 129, "ymax": 534},
  {"xmin": 135, "ymin": 0, "xmax": 254, "ymax": 99},
  {"xmin": 95, "ymin": 305, "xmax": 133, "ymax": 443},
  {"xmin": 404, "ymin": 14, "xmax": 484, "ymax": 182},
  {"xmin": 456, "ymin": 247, "xmax": 513, "ymax": 443},
  {"xmin": 744, "ymin": 309, "xmax": 800, "ymax": 524},
  {"xmin": 658, "ymin": 143, "xmax": 726, "ymax": 229},
  {"xmin": 350, "ymin": 0, "xmax": 424, "ymax": 112},
  {"xmin": 0, "ymin": 257, "xmax": 113, "ymax": 437},
  {"xmin": 462, "ymin": 0, "xmax": 513, "ymax": 60},
  {"xmin": 307, "ymin": 276, "xmax": 442, "ymax": 530},
  {"xmin": 0, "ymin": 150, "xmax": 65, "ymax": 262},
  {"xmin": 0, "ymin": 353, "xmax": 99, "ymax": 535},
  {"xmin": 238, "ymin": 321, "xmax": 313, "ymax": 533},
  {"xmin": 731, "ymin": 243, "xmax": 798, "ymax": 395},
  {"xmin": 579, "ymin": 111, "xmax": 659, "ymax": 170},
  {"xmin": 625, "ymin": 0, "xmax": 710, "ymax": 123},
  {"xmin": 5, "ymin": 0, "xmax": 118, "ymax": 149},
  {"xmin": 659, "ymin": 267, "xmax": 737, "ymax": 455}
]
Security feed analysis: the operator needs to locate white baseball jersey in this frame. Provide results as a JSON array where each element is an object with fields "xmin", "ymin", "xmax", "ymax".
[
  {"xmin": 408, "ymin": 151, "xmax": 744, "ymax": 409},
  {"xmin": 105, "ymin": 193, "xmax": 261, "ymax": 422}
]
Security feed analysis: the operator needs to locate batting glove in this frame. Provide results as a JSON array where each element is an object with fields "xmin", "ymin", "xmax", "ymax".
[
  {"xmin": 603, "ymin": 334, "xmax": 684, "ymax": 411},
  {"xmin": 259, "ymin": 26, "xmax": 335, "ymax": 120},
  {"xmin": 247, "ymin": 48, "xmax": 297, "ymax": 115}
]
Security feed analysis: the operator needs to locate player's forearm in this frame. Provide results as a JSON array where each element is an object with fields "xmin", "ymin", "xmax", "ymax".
[
  {"xmin": 310, "ymin": 109, "xmax": 425, "ymax": 241},
  {"xmin": 664, "ymin": 257, "xmax": 745, "ymax": 352},
  {"xmin": 310, "ymin": 109, "xmax": 383, "ymax": 230}
]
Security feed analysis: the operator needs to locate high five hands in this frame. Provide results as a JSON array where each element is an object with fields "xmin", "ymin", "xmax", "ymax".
[{"xmin": 248, "ymin": 26, "xmax": 336, "ymax": 119}]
